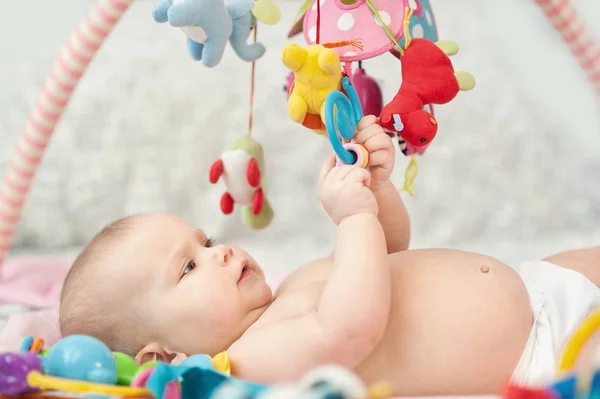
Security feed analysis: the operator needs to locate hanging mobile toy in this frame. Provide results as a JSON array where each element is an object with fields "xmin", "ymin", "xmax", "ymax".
[
  {"xmin": 152, "ymin": 0, "xmax": 281, "ymax": 68},
  {"xmin": 209, "ymin": 27, "xmax": 274, "ymax": 230},
  {"xmin": 282, "ymin": 43, "xmax": 345, "ymax": 134},
  {"xmin": 209, "ymin": 135, "xmax": 274, "ymax": 230},
  {"xmin": 379, "ymin": 8, "xmax": 476, "ymax": 148}
]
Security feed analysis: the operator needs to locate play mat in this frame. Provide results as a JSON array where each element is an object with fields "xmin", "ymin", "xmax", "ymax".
[{"xmin": 0, "ymin": 0, "xmax": 599, "ymax": 397}]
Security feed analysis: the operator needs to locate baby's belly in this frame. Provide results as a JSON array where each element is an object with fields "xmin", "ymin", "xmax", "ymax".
[{"xmin": 355, "ymin": 249, "xmax": 533, "ymax": 396}]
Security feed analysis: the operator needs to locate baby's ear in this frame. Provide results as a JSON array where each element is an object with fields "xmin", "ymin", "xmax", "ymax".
[{"xmin": 135, "ymin": 342, "xmax": 174, "ymax": 364}]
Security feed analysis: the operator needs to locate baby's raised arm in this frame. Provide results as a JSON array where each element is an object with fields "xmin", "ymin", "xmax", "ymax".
[{"xmin": 229, "ymin": 158, "xmax": 390, "ymax": 383}]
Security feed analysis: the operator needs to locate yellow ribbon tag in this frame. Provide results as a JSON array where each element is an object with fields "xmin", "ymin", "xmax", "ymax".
[
  {"xmin": 399, "ymin": 155, "xmax": 418, "ymax": 196},
  {"xmin": 211, "ymin": 351, "xmax": 231, "ymax": 375},
  {"xmin": 252, "ymin": 0, "xmax": 281, "ymax": 25}
]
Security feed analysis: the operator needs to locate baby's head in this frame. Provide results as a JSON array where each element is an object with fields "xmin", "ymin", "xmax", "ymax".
[{"xmin": 59, "ymin": 213, "xmax": 272, "ymax": 363}]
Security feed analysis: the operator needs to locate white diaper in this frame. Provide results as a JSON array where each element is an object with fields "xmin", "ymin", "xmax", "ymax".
[{"xmin": 511, "ymin": 260, "xmax": 600, "ymax": 386}]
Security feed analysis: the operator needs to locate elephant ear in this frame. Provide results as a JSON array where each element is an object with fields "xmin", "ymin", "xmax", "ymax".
[
  {"xmin": 252, "ymin": 0, "xmax": 281, "ymax": 25},
  {"xmin": 227, "ymin": 0, "xmax": 255, "ymax": 20}
]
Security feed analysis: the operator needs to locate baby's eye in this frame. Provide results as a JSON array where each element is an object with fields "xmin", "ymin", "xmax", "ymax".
[
  {"xmin": 204, "ymin": 238, "xmax": 214, "ymax": 247},
  {"xmin": 181, "ymin": 260, "xmax": 196, "ymax": 278}
]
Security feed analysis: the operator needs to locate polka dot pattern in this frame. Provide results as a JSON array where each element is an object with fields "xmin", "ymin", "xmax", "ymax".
[
  {"xmin": 412, "ymin": 23, "xmax": 424, "ymax": 38},
  {"xmin": 308, "ymin": 26, "xmax": 317, "ymax": 42},
  {"xmin": 337, "ymin": 13, "xmax": 354, "ymax": 31},
  {"xmin": 425, "ymin": 9, "xmax": 432, "ymax": 25},
  {"xmin": 374, "ymin": 11, "xmax": 391, "ymax": 27},
  {"xmin": 301, "ymin": 0, "xmax": 437, "ymax": 60}
]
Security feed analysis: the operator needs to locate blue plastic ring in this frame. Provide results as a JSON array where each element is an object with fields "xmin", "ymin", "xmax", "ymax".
[{"xmin": 324, "ymin": 76, "xmax": 365, "ymax": 166}]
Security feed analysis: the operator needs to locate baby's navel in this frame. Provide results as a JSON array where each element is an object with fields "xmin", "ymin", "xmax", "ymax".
[{"xmin": 480, "ymin": 265, "xmax": 491, "ymax": 274}]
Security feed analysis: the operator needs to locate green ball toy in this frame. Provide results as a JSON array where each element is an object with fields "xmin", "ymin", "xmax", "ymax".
[{"xmin": 113, "ymin": 352, "xmax": 139, "ymax": 385}]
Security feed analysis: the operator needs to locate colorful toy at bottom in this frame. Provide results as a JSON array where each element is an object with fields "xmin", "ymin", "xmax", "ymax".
[
  {"xmin": 1, "ymin": 335, "xmax": 238, "ymax": 398},
  {"xmin": 209, "ymin": 135, "xmax": 274, "ymax": 230},
  {"xmin": 502, "ymin": 308, "xmax": 600, "ymax": 399},
  {"xmin": 0, "ymin": 352, "xmax": 42, "ymax": 395},
  {"xmin": 43, "ymin": 335, "xmax": 117, "ymax": 384}
]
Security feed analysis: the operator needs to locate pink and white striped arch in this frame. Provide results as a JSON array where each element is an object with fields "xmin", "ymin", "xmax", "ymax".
[{"xmin": 0, "ymin": 0, "xmax": 133, "ymax": 264}]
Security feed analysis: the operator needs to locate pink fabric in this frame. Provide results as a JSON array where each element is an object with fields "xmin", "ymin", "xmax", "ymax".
[
  {"xmin": 0, "ymin": 256, "xmax": 72, "ymax": 351},
  {"xmin": 303, "ymin": 0, "xmax": 408, "ymax": 62},
  {"xmin": 0, "ymin": 255, "xmax": 72, "ymax": 308}
]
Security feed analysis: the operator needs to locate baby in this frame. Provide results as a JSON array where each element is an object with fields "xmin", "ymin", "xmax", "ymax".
[{"xmin": 59, "ymin": 116, "xmax": 600, "ymax": 396}]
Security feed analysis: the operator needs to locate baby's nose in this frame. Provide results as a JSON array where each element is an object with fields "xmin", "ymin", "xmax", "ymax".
[{"xmin": 213, "ymin": 245, "xmax": 233, "ymax": 265}]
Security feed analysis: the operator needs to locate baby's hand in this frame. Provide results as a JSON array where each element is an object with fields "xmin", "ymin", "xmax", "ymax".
[
  {"xmin": 319, "ymin": 154, "xmax": 378, "ymax": 225},
  {"xmin": 353, "ymin": 115, "xmax": 395, "ymax": 191}
]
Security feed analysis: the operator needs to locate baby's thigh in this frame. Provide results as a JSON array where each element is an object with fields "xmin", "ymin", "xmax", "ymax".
[{"xmin": 544, "ymin": 246, "xmax": 600, "ymax": 288}]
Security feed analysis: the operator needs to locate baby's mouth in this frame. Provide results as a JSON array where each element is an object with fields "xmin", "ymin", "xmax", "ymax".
[{"xmin": 238, "ymin": 260, "xmax": 252, "ymax": 283}]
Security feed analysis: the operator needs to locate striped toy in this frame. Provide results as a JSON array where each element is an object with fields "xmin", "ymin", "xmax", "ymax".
[
  {"xmin": 0, "ymin": 0, "xmax": 133, "ymax": 264},
  {"xmin": 0, "ymin": 0, "xmax": 598, "ymax": 265},
  {"xmin": 535, "ymin": 0, "xmax": 600, "ymax": 96}
]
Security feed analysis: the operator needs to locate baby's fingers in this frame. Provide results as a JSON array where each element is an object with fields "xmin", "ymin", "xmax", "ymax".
[
  {"xmin": 368, "ymin": 149, "xmax": 394, "ymax": 170},
  {"xmin": 357, "ymin": 114, "xmax": 379, "ymax": 131},
  {"xmin": 346, "ymin": 166, "xmax": 372, "ymax": 187},
  {"xmin": 318, "ymin": 153, "xmax": 337, "ymax": 187},
  {"xmin": 353, "ymin": 124, "xmax": 379, "ymax": 147}
]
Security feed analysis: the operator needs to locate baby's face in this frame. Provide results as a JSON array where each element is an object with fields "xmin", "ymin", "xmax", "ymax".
[{"xmin": 114, "ymin": 214, "xmax": 272, "ymax": 357}]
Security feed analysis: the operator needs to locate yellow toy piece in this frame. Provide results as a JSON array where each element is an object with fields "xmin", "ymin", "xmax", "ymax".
[
  {"xmin": 211, "ymin": 351, "xmax": 231, "ymax": 375},
  {"xmin": 558, "ymin": 307, "xmax": 600, "ymax": 373},
  {"xmin": 434, "ymin": 40, "xmax": 476, "ymax": 92},
  {"xmin": 251, "ymin": 0, "xmax": 281, "ymax": 25},
  {"xmin": 27, "ymin": 371, "xmax": 150, "ymax": 397},
  {"xmin": 455, "ymin": 71, "xmax": 476, "ymax": 91},
  {"xmin": 435, "ymin": 40, "xmax": 459, "ymax": 56},
  {"xmin": 282, "ymin": 43, "xmax": 342, "ymax": 130}
]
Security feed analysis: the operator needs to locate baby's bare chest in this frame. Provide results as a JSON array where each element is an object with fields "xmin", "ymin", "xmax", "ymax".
[{"xmin": 257, "ymin": 282, "xmax": 326, "ymax": 326}]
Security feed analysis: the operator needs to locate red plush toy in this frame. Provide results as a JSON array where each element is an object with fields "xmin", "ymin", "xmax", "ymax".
[{"xmin": 379, "ymin": 38, "xmax": 476, "ymax": 148}]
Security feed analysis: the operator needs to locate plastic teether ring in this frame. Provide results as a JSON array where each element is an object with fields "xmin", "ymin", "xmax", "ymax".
[
  {"xmin": 324, "ymin": 76, "xmax": 367, "ymax": 167},
  {"xmin": 19, "ymin": 336, "xmax": 33, "ymax": 352},
  {"xmin": 30, "ymin": 338, "xmax": 44, "ymax": 353},
  {"xmin": 337, "ymin": 143, "xmax": 369, "ymax": 168}
]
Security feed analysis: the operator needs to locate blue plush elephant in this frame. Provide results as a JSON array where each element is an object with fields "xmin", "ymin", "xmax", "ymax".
[{"xmin": 152, "ymin": 0, "xmax": 280, "ymax": 67}]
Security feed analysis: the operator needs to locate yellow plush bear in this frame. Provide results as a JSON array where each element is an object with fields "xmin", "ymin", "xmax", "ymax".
[{"xmin": 282, "ymin": 44, "xmax": 342, "ymax": 133}]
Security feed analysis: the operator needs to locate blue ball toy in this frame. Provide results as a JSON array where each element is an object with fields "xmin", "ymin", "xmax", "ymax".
[{"xmin": 43, "ymin": 335, "xmax": 117, "ymax": 385}]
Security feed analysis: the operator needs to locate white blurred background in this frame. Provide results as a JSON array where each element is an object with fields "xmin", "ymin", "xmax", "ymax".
[{"xmin": 0, "ymin": 0, "xmax": 599, "ymax": 273}]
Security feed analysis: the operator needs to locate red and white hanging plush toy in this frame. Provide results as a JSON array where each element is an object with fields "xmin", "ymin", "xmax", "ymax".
[
  {"xmin": 380, "ymin": 27, "xmax": 476, "ymax": 148},
  {"xmin": 209, "ymin": 135, "xmax": 273, "ymax": 229}
]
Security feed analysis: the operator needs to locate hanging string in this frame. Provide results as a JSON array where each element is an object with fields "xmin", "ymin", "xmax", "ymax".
[
  {"xmin": 343, "ymin": 62, "xmax": 353, "ymax": 79},
  {"xmin": 358, "ymin": 60, "xmax": 363, "ymax": 69},
  {"xmin": 316, "ymin": 0, "xmax": 321, "ymax": 44},
  {"xmin": 248, "ymin": 26, "xmax": 258, "ymax": 136},
  {"xmin": 364, "ymin": 0, "xmax": 403, "ymax": 55}
]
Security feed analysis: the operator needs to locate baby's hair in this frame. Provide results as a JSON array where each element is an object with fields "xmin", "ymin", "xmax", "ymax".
[{"xmin": 59, "ymin": 215, "xmax": 144, "ymax": 357}]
